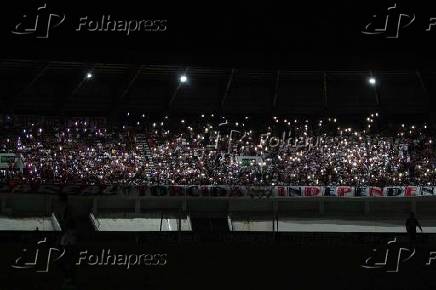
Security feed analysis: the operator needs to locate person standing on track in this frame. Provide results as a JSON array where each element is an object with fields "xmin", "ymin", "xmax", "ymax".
[{"xmin": 406, "ymin": 212, "xmax": 423, "ymax": 246}]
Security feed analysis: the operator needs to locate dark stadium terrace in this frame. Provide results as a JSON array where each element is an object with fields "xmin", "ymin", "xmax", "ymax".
[
  {"xmin": 3, "ymin": 1, "xmax": 436, "ymax": 288},
  {"xmin": 0, "ymin": 61, "xmax": 435, "ymax": 290},
  {"xmin": 0, "ymin": 59, "xmax": 435, "ymax": 118}
]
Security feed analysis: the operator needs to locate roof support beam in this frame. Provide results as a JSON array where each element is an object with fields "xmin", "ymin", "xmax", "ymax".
[
  {"xmin": 16, "ymin": 63, "xmax": 50, "ymax": 97},
  {"xmin": 58, "ymin": 64, "xmax": 96, "ymax": 116},
  {"xmin": 323, "ymin": 72, "xmax": 328, "ymax": 109},
  {"xmin": 0, "ymin": 61, "xmax": 10, "ymax": 113},
  {"xmin": 10, "ymin": 62, "xmax": 50, "ymax": 113},
  {"xmin": 415, "ymin": 70, "xmax": 431, "ymax": 113},
  {"xmin": 369, "ymin": 70, "xmax": 380, "ymax": 106},
  {"xmin": 221, "ymin": 68, "xmax": 235, "ymax": 110},
  {"xmin": 119, "ymin": 65, "xmax": 144, "ymax": 101},
  {"xmin": 168, "ymin": 67, "xmax": 189, "ymax": 110},
  {"xmin": 272, "ymin": 70, "xmax": 280, "ymax": 109},
  {"xmin": 110, "ymin": 65, "xmax": 144, "ymax": 117}
]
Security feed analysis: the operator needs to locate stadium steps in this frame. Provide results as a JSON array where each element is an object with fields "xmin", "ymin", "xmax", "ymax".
[
  {"xmin": 136, "ymin": 134, "xmax": 156, "ymax": 174},
  {"xmin": 135, "ymin": 133, "xmax": 148, "ymax": 154},
  {"xmin": 143, "ymin": 141, "xmax": 153, "ymax": 158}
]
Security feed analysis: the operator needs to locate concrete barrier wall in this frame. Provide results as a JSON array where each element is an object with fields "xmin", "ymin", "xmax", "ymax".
[{"xmin": 1, "ymin": 194, "xmax": 435, "ymax": 221}]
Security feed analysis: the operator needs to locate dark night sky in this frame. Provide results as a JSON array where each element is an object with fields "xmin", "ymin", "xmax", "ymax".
[{"xmin": 1, "ymin": 0, "xmax": 435, "ymax": 69}]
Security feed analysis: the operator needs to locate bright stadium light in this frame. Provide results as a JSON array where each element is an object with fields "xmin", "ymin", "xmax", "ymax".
[
  {"xmin": 86, "ymin": 72, "xmax": 93, "ymax": 79},
  {"xmin": 180, "ymin": 75, "xmax": 188, "ymax": 83},
  {"xmin": 368, "ymin": 77, "xmax": 376, "ymax": 85}
]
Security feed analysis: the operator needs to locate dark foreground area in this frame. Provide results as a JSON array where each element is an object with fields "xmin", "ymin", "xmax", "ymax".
[{"xmin": 1, "ymin": 231, "xmax": 436, "ymax": 290}]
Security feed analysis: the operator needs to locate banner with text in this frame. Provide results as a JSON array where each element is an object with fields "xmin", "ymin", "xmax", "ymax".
[{"xmin": 1, "ymin": 183, "xmax": 436, "ymax": 198}]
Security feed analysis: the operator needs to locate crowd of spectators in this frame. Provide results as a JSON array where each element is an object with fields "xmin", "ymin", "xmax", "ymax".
[
  {"xmin": 0, "ymin": 120, "xmax": 148, "ymax": 185},
  {"xmin": 1, "ymin": 114, "xmax": 435, "ymax": 187}
]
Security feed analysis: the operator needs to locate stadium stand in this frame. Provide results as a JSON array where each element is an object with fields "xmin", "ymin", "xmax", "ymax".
[{"xmin": 1, "ymin": 114, "xmax": 434, "ymax": 187}]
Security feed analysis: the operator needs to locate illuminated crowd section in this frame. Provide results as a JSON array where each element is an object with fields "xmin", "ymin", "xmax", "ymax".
[{"xmin": 0, "ymin": 113, "xmax": 435, "ymax": 186}]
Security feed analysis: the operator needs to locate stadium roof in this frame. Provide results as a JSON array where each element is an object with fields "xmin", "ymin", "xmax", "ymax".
[{"xmin": 0, "ymin": 59, "xmax": 435, "ymax": 117}]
